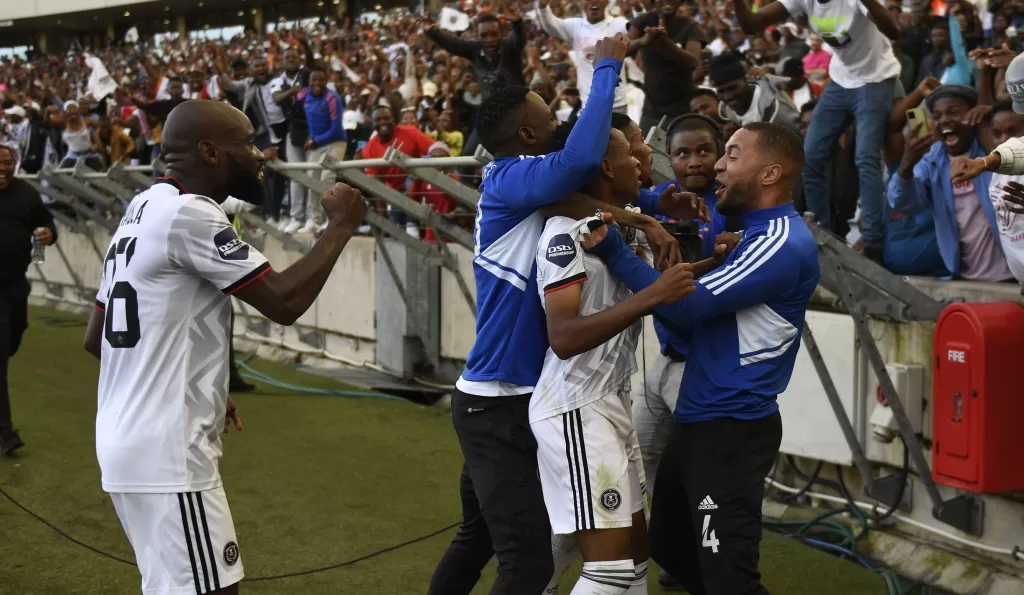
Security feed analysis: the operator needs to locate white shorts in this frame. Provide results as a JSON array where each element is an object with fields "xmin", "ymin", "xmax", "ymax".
[
  {"xmin": 532, "ymin": 391, "xmax": 647, "ymax": 535},
  {"xmin": 110, "ymin": 486, "xmax": 244, "ymax": 595}
]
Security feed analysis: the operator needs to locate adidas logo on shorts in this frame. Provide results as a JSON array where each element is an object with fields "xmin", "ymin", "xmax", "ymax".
[{"xmin": 697, "ymin": 495, "xmax": 718, "ymax": 510}]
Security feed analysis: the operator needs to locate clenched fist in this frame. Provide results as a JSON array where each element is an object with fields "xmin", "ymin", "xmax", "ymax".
[
  {"xmin": 321, "ymin": 182, "xmax": 367, "ymax": 231},
  {"xmin": 593, "ymin": 34, "xmax": 628, "ymax": 64}
]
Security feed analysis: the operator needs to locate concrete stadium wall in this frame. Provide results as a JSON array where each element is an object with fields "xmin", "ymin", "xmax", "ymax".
[
  {"xmin": 27, "ymin": 221, "xmax": 482, "ymax": 363},
  {"xmin": 0, "ymin": 0, "xmax": 146, "ymax": 21}
]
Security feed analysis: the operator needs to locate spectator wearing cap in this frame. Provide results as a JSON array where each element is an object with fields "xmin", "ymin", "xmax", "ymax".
[
  {"xmin": 3, "ymin": 106, "xmax": 31, "ymax": 170},
  {"xmin": 736, "ymin": 0, "xmax": 902, "ymax": 263},
  {"xmin": 889, "ymin": 84, "xmax": 1013, "ymax": 281},
  {"xmin": 709, "ymin": 53, "xmax": 801, "ymax": 132},
  {"xmin": 778, "ymin": 22, "xmax": 810, "ymax": 63},
  {"xmin": 628, "ymin": 0, "xmax": 707, "ymax": 134}
]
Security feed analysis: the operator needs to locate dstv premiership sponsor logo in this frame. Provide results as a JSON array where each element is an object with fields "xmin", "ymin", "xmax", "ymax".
[{"xmin": 546, "ymin": 233, "xmax": 577, "ymax": 267}]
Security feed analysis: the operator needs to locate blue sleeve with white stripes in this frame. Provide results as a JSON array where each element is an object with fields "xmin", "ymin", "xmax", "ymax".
[
  {"xmin": 671, "ymin": 223, "xmax": 800, "ymax": 325},
  {"xmin": 489, "ymin": 58, "xmax": 623, "ymax": 211},
  {"xmin": 591, "ymin": 221, "xmax": 799, "ymax": 328}
]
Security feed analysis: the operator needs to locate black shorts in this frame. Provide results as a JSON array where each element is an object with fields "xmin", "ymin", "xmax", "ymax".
[{"xmin": 649, "ymin": 412, "xmax": 783, "ymax": 595}]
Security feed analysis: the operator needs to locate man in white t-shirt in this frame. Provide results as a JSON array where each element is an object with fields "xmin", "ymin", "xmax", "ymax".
[
  {"xmin": 83, "ymin": 100, "xmax": 366, "ymax": 595},
  {"xmin": 733, "ymin": 0, "xmax": 902, "ymax": 264},
  {"xmin": 535, "ymin": 0, "xmax": 629, "ymax": 112}
]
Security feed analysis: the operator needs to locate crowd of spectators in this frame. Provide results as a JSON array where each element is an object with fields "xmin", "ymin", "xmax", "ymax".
[{"xmin": 2, "ymin": 0, "xmax": 1024, "ymax": 281}]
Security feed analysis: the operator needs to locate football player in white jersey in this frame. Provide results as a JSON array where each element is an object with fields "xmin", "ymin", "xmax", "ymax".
[
  {"xmin": 83, "ymin": 100, "xmax": 366, "ymax": 595},
  {"xmin": 532, "ymin": 121, "xmax": 697, "ymax": 595}
]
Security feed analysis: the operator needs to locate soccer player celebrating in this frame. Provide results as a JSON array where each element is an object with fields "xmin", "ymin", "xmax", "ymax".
[
  {"xmin": 83, "ymin": 100, "xmax": 367, "ymax": 595},
  {"xmin": 586, "ymin": 123, "xmax": 820, "ymax": 595},
  {"xmin": 428, "ymin": 34, "xmax": 697, "ymax": 595},
  {"xmin": 533, "ymin": 120, "xmax": 696, "ymax": 595}
]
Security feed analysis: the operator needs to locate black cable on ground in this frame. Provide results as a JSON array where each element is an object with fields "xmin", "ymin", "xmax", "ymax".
[
  {"xmin": 0, "ymin": 484, "xmax": 460, "ymax": 581},
  {"xmin": 0, "ymin": 484, "xmax": 137, "ymax": 566},
  {"xmin": 244, "ymin": 521, "xmax": 461, "ymax": 581}
]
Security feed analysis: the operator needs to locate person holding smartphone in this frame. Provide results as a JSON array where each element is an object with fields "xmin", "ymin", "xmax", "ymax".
[{"xmin": 888, "ymin": 84, "xmax": 1013, "ymax": 281}]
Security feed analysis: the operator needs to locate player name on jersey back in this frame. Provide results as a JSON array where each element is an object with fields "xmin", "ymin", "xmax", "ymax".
[{"xmin": 94, "ymin": 182, "xmax": 270, "ymax": 493}]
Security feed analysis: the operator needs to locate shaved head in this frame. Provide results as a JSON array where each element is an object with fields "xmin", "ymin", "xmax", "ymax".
[
  {"xmin": 161, "ymin": 100, "xmax": 267, "ymax": 205},
  {"xmin": 162, "ymin": 100, "xmax": 252, "ymax": 157}
]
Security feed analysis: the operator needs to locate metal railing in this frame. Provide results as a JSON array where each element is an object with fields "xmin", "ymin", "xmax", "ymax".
[{"xmin": 18, "ymin": 149, "xmax": 492, "ymax": 314}]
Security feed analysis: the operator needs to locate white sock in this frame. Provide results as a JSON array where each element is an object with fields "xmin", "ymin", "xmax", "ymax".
[
  {"xmin": 626, "ymin": 560, "xmax": 648, "ymax": 594},
  {"xmin": 571, "ymin": 559, "xmax": 634, "ymax": 595},
  {"xmin": 545, "ymin": 533, "xmax": 581, "ymax": 593}
]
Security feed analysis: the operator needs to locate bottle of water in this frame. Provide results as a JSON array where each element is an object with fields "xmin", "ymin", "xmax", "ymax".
[{"xmin": 31, "ymin": 236, "xmax": 45, "ymax": 264}]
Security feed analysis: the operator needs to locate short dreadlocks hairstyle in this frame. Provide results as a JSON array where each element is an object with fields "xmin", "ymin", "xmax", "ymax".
[{"xmin": 476, "ymin": 85, "xmax": 530, "ymax": 154}]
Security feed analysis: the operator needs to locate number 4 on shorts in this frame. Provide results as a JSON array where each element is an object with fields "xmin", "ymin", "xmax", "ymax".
[{"xmin": 701, "ymin": 514, "xmax": 720, "ymax": 553}]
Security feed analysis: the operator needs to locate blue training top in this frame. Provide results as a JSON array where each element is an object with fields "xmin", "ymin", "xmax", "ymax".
[
  {"xmin": 460, "ymin": 57, "xmax": 623, "ymax": 387},
  {"xmin": 588, "ymin": 202, "xmax": 820, "ymax": 422}
]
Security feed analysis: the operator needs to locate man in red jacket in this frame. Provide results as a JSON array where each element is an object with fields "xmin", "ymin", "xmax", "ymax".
[{"xmin": 362, "ymin": 105, "xmax": 436, "ymax": 225}]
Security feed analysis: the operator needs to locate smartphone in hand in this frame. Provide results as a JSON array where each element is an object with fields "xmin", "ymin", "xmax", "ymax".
[{"xmin": 906, "ymin": 107, "xmax": 931, "ymax": 140}]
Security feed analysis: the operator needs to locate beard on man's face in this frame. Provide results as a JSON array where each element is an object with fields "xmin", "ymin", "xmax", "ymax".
[
  {"xmin": 716, "ymin": 180, "xmax": 757, "ymax": 217},
  {"xmin": 226, "ymin": 152, "xmax": 266, "ymax": 206}
]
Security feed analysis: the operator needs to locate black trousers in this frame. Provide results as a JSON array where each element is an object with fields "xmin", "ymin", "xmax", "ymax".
[
  {"xmin": 259, "ymin": 136, "xmax": 288, "ymax": 220},
  {"xmin": 0, "ymin": 280, "xmax": 30, "ymax": 431},
  {"xmin": 429, "ymin": 389, "xmax": 553, "ymax": 595},
  {"xmin": 650, "ymin": 412, "xmax": 783, "ymax": 595}
]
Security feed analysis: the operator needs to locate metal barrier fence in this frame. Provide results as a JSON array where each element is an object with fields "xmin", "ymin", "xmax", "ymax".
[{"xmin": 17, "ymin": 148, "xmax": 491, "ymax": 311}]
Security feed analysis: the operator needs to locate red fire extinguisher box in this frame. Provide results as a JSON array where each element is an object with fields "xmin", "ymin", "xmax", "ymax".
[{"xmin": 932, "ymin": 302, "xmax": 1024, "ymax": 493}]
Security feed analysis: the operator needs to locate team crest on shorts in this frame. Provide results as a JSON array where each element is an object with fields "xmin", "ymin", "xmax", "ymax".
[
  {"xmin": 223, "ymin": 541, "xmax": 240, "ymax": 566},
  {"xmin": 600, "ymin": 489, "xmax": 622, "ymax": 512}
]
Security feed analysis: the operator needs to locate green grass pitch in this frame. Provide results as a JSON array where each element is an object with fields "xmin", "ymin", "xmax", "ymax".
[{"xmin": 0, "ymin": 307, "xmax": 887, "ymax": 594}]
